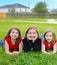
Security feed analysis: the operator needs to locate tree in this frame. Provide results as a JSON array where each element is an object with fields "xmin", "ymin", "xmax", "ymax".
[{"xmin": 33, "ymin": 2, "xmax": 48, "ymax": 13}]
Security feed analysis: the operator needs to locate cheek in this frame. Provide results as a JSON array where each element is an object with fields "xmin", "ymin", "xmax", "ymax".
[
  {"xmin": 50, "ymin": 37, "xmax": 53, "ymax": 40},
  {"xmin": 35, "ymin": 34, "xmax": 38, "ymax": 37},
  {"xmin": 27, "ymin": 34, "xmax": 31, "ymax": 37},
  {"xmin": 33, "ymin": 34, "xmax": 38, "ymax": 39},
  {"xmin": 26, "ymin": 34, "xmax": 29, "ymax": 38},
  {"xmin": 45, "ymin": 36, "xmax": 48, "ymax": 38},
  {"xmin": 15, "ymin": 34, "xmax": 19, "ymax": 38},
  {"xmin": 9, "ymin": 33, "xmax": 12, "ymax": 37}
]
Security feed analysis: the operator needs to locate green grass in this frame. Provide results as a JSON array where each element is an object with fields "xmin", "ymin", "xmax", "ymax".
[
  {"xmin": 0, "ymin": 47, "xmax": 57, "ymax": 65},
  {"xmin": 0, "ymin": 19, "xmax": 57, "ymax": 39},
  {"xmin": 0, "ymin": 18, "xmax": 57, "ymax": 65},
  {"xmin": 0, "ymin": 18, "xmax": 47, "ymax": 22}
]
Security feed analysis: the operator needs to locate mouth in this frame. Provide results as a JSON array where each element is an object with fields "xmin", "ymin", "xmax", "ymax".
[
  {"xmin": 47, "ymin": 39, "xmax": 51, "ymax": 42},
  {"xmin": 29, "ymin": 36, "xmax": 36, "ymax": 38}
]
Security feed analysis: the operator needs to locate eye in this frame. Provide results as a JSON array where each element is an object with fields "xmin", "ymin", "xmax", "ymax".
[
  {"xmin": 28, "ymin": 32, "xmax": 31, "ymax": 34},
  {"xmin": 46, "ymin": 35, "xmax": 49, "ymax": 37},
  {"xmin": 12, "ymin": 31, "xmax": 15, "ymax": 33},
  {"xmin": 33, "ymin": 32, "xmax": 36, "ymax": 34},
  {"xmin": 16, "ymin": 32, "xmax": 18, "ymax": 34},
  {"xmin": 50, "ymin": 35, "xmax": 52, "ymax": 37}
]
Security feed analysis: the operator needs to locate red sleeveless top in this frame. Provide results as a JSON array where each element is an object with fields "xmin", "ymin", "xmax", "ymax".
[
  {"xmin": 42, "ymin": 40, "xmax": 57, "ymax": 50},
  {"xmin": 5, "ymin": 37, "xmax": 22, "ymax": 51}
]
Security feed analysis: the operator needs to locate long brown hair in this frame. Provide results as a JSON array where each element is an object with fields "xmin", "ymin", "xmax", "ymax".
[
  {"xmin": 44, "ymin": 29, "xmax": 56, "ymax": 43},
  {"xmin": 4, "ymin": 26, "xmax": 21, "ymax": 44},
  {"xmin": 25, "ymin": 26, "xmax": 39, "ymax": 38}
]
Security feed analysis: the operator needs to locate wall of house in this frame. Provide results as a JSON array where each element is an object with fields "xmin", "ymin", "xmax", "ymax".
[
  {"xmin": 0, "ymin": 8, "xmax": 31, "ymax": 13},
  {"xmin": 26, "ymin": 8, "xmax": 31, "ymax": 12},
  {"xmin": 0, "ymin": 8, "xmax": 8, "ymax": 13},
  {"xmin": 15, "ymin": 8, "xmax": 31, "ymax": 12}
]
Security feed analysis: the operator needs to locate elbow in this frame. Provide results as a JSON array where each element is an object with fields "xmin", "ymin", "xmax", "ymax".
[
  {"xmin": 5, "ymin": 51, "xmax": 9, "ymax": 54},
  {"xmin": 5, "ymin": 51, "xmax": 8, "ymax": 54}
]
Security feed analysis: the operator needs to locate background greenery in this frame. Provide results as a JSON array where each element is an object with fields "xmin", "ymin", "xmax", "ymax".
[{"xmin": 0, "ymin": 18, "xmax": 57, "ymax": 65}]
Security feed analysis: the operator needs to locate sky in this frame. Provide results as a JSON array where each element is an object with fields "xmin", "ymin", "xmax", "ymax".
[{"xmin": 0, "ymin": 0, "xmax": 57, "ymax": 10}]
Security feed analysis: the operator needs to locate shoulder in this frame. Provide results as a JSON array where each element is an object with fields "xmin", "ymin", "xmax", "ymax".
[
  {"xmin": 42, "ymin": 39, "xmax": 44, "ymax": 43},
  {"xmin": 34, "ymin": 38, "xmax": 41, "ymax": 43},
  {"xmin": 55, "ymin": 40, "xmax": 57, "ymax": 43},
  {"xmin": 23, "ymin": 38, "xmax": 32, "ymax": 43},
  {"xmin": 53, "ymin": 40, "xmax": 57, "ymax": 44},
  {"xmin": 5, "ymin": 37, "xmax": 11, "ymax": 41},
  {"xmin": 23, "ymin": 38, "xmax": 28, "ymax": 41},
  {"xmin": 4, "ymin": 37, "xmax": 11, "ymax": 44},
  {"xmin": 38, "ymin": 38, "xmax": 41, "ymax": 40},
  {"xmin": 42, "ymin": 39, "xmax": 47, "ymax": 44},
  {"xmin": 19, "ymin": 38, "xmax": 22, "ymax": 43},
  {"xmin": 36, "ymin": 38, "xmax": 41, "ymax": 41}
]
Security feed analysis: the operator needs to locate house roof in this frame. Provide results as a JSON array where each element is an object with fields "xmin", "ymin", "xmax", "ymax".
[
  {"xmin": 0, "ymin": 3, "xmax": 29, "ymax": 8},
  {"xmin": 49, "ymin": 9, "xmax": 57, "ymax": 14}
]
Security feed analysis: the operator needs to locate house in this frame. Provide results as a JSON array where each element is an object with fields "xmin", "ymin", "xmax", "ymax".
[
  {"xmin": 49, "ymin": 9, "xmax": 57, "ymax": 14},
  {"xmin": 0, "ymin": 3, "xmax": 31, "ymax": 13}
]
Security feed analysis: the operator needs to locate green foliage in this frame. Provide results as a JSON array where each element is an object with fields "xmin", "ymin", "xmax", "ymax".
[{"xmin": 33, "ymin": 2, "xmax": 48, "ymax": 13}]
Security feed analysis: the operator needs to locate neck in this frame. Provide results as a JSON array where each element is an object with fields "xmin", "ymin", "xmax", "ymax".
[{"xmin": 11, "ymin": 38, "xmax": 16, "ymax": 44}]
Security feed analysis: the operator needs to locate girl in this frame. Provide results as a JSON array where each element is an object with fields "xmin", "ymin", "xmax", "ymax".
[
  {"xmin": 4, "ymin": 26, "xmax": 23, "ymax": 56},
  {"xmin": 23, "ymin": 26, "xmax": 41, "ymax": 52},
  {"xmin": 42, "ymin": 29, "xmax": 57, "ymax": 55}
]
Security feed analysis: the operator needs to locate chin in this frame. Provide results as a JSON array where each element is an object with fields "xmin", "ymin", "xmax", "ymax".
[
  {"xmin": 48, "ymin": 41, "xmax": 52, "ymax": 43},
  {"xmin": 13, "ymin": 38, "xmax": 17, "ymax": 40}
]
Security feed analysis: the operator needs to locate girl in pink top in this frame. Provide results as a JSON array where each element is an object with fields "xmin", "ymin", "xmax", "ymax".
[{"xmin": 42, "ymin": 29, "xmax": 57, "ymax": 55}]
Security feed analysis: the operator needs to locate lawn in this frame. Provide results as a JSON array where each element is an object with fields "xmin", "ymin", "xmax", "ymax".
[
  {"xmin": 0, "ymin": 18, "xmax": 57, "ymax": 65},
  {"xmin": 0, "ymin": 18, "xmax": 47, "ymax": 22}
]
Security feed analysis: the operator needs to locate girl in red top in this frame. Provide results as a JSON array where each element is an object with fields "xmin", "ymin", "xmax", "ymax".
[
  {"xmin": 4, "ymin": 26, "xmax": 23, "ymax": 56},
  {"xmin": 42, "ymin": 29, "xmax": 57, "ymax": 55}
]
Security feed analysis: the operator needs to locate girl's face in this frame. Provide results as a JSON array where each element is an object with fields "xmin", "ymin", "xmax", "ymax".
[
  {"xmin": 27, "ymin": 29, "xmax": 38, "ymax": 40},
  {"xmin": 45, "ymin": 32, "xmax": 53, "ymax": 43},
  {"xmin": 10, "ymin": 29, "xmax": 19, "ymax": 40}
]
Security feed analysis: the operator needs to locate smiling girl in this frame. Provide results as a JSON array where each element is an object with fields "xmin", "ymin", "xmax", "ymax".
[
  {"xmin": 23, "ymin": 26, "xmax": 41, "ymax": 52},
  {"xmin": 42, "ymin": 29, "xmax": 57, "ymax": 55},
  {"xmin": 4, "ymin": 26, "xmax": 23, "ymax": 56}
]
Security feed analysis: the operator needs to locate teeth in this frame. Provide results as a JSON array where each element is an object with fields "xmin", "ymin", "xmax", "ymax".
[{"xmin": 29, "ymin": 36, "xmax": 35, "ymax": 38}]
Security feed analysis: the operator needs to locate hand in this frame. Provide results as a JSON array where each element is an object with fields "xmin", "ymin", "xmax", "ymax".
[
  {"xmin": 47, "ymin": 52, "xmax": 53, "ymax": 55},
  {"xmin": 32, "ymin": 37, "xmax": 37, "ymax": 42},
  {"xmin": 12, "ymin": 51, "xmax": 19, "ymax": 56}
]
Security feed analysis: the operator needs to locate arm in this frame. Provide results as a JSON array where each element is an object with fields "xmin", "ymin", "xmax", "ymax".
[
  {"xmin": 49, "ymin": 43, "xmax": 57, "ymax": 55},
  {"xmin": 42, "ymin": 43, "xmax": 50, "ymax": 55},
  {"xmin": 53, "ymin": 43, "xmax": 57, "ymax": 53},
  {"xmin": 23, "ymin": 38, "xmax": 32, "ymax": 52},
  {"xmin": 13, "ymin": 41, "xmax": 23, "ymax": 56},
  {"xmin": 4, "ymin": 40, "xmax": 13, "ymax": 55},
  {"xmin": 18, "ymin": 41, "xmax": 23, "ymax": 54}
]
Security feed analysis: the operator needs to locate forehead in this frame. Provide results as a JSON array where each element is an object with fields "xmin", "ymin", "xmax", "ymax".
[
  {"xmin": 46, "ymin": 31, "xmax": 53, "ymax": 35},
  {"xmin": 28, "ymin": 28, "xmax": 36, "ymax": 32},
  {"xmin": 11, "ymin": 29, "xmax": 18, "ymax": 32}
]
